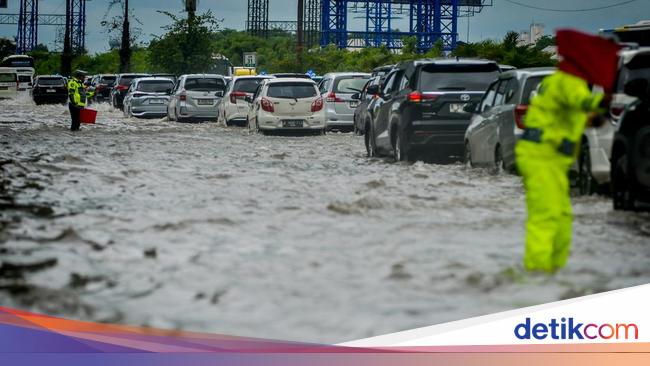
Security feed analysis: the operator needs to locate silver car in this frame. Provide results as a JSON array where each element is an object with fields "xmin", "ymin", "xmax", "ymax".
[
  {"xmin": 318, "ymin": 72, "xmax": 371, "ymax": 130},
  {"xmin": 122, "ymin": 77, "xmax": 175, "ymax": 119},
  {"xmin": 465, "ymin": 67, "xmax": 555, "ymax": 172},
  {"xmin": 167, "ymin": 74, "xmax": 227, "ymax": 122}
]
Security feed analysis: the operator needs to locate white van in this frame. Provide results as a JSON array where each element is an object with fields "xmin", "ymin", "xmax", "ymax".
[
  {"xmin": 16, "ymin": 68, "xmax": 35, "ymax": 90},
  {"xmin": 0, "ymin": 67, "xmax": 19, "ymax": 99}
]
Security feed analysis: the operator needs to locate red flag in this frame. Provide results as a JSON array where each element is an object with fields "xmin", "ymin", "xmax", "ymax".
[{"xmin": 557, "ymin": 29, "xmax": 621, "ymax": 93}]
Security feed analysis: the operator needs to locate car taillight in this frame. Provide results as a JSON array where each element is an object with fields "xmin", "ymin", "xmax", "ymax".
[
  {"xmin": 610, "ymin": 106, "xmax": 624, "ymax": 118},
  {"xmin": 96, "ymin": 84, "xmax": 105, "ymax": 91},
  {"xmin": 116, "ymin": 85, "xmax": 128, "ymax": 91},
  {"xmin": 16, "ymin": 81, "xmax": 20, "ymax": 89},
  {"xmin": 261, "ymin": 98, "xmax": 274, "ymax": 113},
  {"xmin": 407, "ymin": 91, "xmax": 439, "ymax": 103},
  {"xmin": 326, "ymin": 92, "xmax": 344, "ymax": 103},
  {"xmin": 179, "ymin": 91, "xmax": 187, "ymax": 101},
  {"xmin": 230, "ymin": 91, "xmax": 247, "ymax": 104},
  {"xmin": 311, "ymin": 97, "xmax": 324, "ymax": 112},
  {"xmin": 514, "ymin": 104, "xmax": 529, "ymax": 129}
]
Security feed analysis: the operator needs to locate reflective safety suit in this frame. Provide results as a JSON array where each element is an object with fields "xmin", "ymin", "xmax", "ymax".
[
  {"xmin": 68, "ymin": 77, "xmax": 86, "ymax": 131},
  {"xmin": 515, "ymin": 71, "xmax": 604, "ymax": 272}
]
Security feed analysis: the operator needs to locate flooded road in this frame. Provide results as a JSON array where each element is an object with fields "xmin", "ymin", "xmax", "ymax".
[{"xmin": 1, "ymin": 96, "xmax": 650, "ymax": 343}]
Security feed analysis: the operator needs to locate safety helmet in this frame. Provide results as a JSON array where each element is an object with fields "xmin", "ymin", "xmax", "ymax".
[{"xmin": 73, "ymin": 69, "xmax": 88, "ymax": 78}]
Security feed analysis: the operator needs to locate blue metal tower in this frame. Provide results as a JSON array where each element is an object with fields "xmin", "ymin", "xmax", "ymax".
[
  {"xmin": 321, "ymin": 0, "xmax": 492, "ymax": 52},
  {"xmin": 16, "ymin": 0, "xmax": 38, "ymax": 53},
  {"xmin": 1, "ymin": 0, "xmax": 88, "ymax": 54}
]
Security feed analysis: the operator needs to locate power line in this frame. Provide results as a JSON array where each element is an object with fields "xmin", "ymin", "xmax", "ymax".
[{"xmin": 502, "ymin": 0, "xmax": 640, "ymax": 12}]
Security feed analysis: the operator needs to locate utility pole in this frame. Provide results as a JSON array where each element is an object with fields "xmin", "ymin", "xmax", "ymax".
[
  {"xmin": 296, "ymin": 0, "xmax": 303, "ymax": 69},
  {"xmin": 119, "ymin": 0, "xmax": 131, "ymax": 72},
  {"xmin": 61, "ymin": 0, "xmax": 72, "ymax": 75}
]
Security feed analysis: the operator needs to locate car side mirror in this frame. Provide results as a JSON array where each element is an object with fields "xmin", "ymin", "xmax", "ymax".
[
  {"xmin": 215, "ymin": 90, "xmax": 224, "ymax": 97},
  {"xmin": 624, "ymin": 78, "xmax": 649, "ymax": 99},
  {"xmin": 463, "ymin": 102, "xmax": 478, "ymax": 114},
  {"xmin": 351, "ymin": 92, "xmax": 361, "ymax": 100}
]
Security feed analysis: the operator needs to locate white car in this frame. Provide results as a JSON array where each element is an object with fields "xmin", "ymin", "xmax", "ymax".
[
  {"xmin": 0, "ymin": 67, "xmax": 19, "ymax": 99},
  {"xmin": 167, "ymin": 74, "xmax": 226, "ymax": 122},
  {"xmin": 247, "ymin": 78, "xmax": 326, "ymax": 134},
  {"xmin": 218, "ymin": 75, "xmax": 273, "ymax": 126},
  {"xmin": 122, "ymin": 77, "xmax": 175, "ymax": 119},
  {"xmin": 318, "ymin": 72, "xmax": 371, "ymax": 130},
  {"xmin": 574, "ymin": 47, "xmax": 650, "ymax": 195}
]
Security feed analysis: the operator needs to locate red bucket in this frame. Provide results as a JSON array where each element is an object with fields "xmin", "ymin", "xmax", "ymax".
[{"xmin": 80, "ymin": 108, "xmax": 97, "ymax": 124}]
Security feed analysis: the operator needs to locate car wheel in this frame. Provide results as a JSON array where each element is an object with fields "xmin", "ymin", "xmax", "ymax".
[
  {"xmin": 394, "ymin": 128, "xmax": 409, "ymax": 162},
  {"xmin": 578, "ymin": 142, "xmax": 596, "ymax": 195},
  {"xmin": 365, "ymin": 122, "xmax": 376, "ymax": 157},
  {"xmin": 493, "ymin": 145, "xmax": 505, "ymax": 174},
  {"xmin": 464, "ymin": 141, "xmax": 474, "ymax": 168},
  {"xmin": 612, "ymin": 154, "xmax": 635, "ymax": 211}
]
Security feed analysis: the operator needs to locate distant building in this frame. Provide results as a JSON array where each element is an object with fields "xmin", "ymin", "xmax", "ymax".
[{"xmin": 518, "ymin": 23, "xmax": 545, "ymax": 46}]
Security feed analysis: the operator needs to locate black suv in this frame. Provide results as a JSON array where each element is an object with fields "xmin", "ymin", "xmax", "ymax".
[
  {"xmin": 365, "ymin": 59, "xmax": 500, "ymax": 162},
  {"xmin": 611, "ymin": 77, "xmax": 650, "ymax": 211}
]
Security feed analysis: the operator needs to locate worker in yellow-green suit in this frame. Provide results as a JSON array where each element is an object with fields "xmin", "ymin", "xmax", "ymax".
[
  {"xmin": 68, "ymin": 69, "xmax": 90, "ymax": 131},
  {"xmin": 515, "ymin": 30, "xmax": 620, "ymax": 272}
]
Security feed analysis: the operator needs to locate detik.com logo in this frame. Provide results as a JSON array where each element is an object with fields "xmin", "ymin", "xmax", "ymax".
[{"xmin": 514, "ymin": 318, "xmax": 639, "ymax": 340}]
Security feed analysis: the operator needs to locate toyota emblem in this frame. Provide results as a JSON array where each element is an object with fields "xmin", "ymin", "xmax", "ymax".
[{"xmin": 460, "ymin": 94, "xmax": 471, "ymax": 102}]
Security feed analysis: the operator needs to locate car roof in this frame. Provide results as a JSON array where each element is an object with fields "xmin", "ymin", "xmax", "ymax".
[
  {"xmin": 233, "ymin": 75, "xmax": 273, "ymax": 80},
  {"xmin": 399, "ymin": 58, "xmax": 497, "ymax": 67},
  {"xmin": 134, "ymin": 77, "xmax": 175, "ymax": 83},
  {"xmin": 620, "ymin": 47, "xmax": 650, "ymax": 64},
  {"xmin": 181, "ymin": 74, "xmax": 226, "ymax": 79},
  {"xmin": 323, "ymin": 72, "xmax": 371, "ymax": 78},
  {"xmin": 36, "ymin": 75, "xmax": 65, "ymax": 78},
  {"xmin": 265, "ymin": 77, "xmax": 316, "ymax": 84},
  {"xmin": 500, "ymin": 67, "xmax": 556, "ymax": 79}
]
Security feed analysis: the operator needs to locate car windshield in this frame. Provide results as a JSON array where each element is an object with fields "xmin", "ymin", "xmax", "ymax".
[
  {"xmin": 120, "ymin": 75, "xmax": 147, "ymax": 86},
  {"xmin": 137, "ymin": 80, "xmax": 174, "ymax": 93},
  {"xmin": 521, "ymin": 76, "xmax": 547, "ymax": 105},
  {"xmin": 419, "ymin": 64, "xmax": 500, "ymax": 92},
  {"xmin": 0, "ymin": 73, "xmax": 16, "ymax": 82},
  {"xmin": 100, "ymin": 76, "xmax": 116, "ymax": 85},
  {"xmin": 185, "ymin": 78, "xmax": 226, "ymax": 92},
  {"xmin": 334, "ymin": 76, "xmax": 370, "ymax": 93},
  {"xmin": 234, "ymin": 78, "xmax": 265, "ymax": 93},
  {"xmin": 37, "ymin": 77, "xmax": 65, "ymax": 86},
  {"xmin": 267, "ymin": 82, "xmax": 317, "ymax": 99}
]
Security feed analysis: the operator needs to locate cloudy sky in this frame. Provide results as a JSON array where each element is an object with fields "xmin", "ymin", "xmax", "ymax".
[{"xmin": 0, "ymin": 0, "xmax": 648, "ymax": 53}]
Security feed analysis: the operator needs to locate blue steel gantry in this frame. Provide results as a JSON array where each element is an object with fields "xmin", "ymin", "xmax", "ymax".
[
  {"xmin": 321, "ymin": 0, "xmax": 492, "ymax": 52},
  {"xmin": 0, "ymin": 0, "xmax": 88, "ymax": 54}
]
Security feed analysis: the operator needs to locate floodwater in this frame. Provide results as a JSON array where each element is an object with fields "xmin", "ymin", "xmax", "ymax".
[{"xmin": 1, "ymin": 94, "xmax": 649, "ymax": 343}]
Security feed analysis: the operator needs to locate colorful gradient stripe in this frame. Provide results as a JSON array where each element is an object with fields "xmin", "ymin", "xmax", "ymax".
[{"xmin": 1, "ymin": 306, "xmax": 650, "ymax": 365}]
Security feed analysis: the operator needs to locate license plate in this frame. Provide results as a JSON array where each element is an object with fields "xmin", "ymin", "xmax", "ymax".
[
  {"xmin": 282, "ymin": 120, "xmax": 304, "ymax": 128},
  {"xmin": 349, "ymin": 101, "xmax": 358, "ymax": 108},
  {"xmin": 197, "ymin": 99, "xmax": 213, "ymax": 105},
  {"xmin": 449, "ymin": 103, "xmax": 468, "ymax": 113},
  {"xmin": 0, "ymin": 83, "xmax": 11, "ymax": 87},
  {"xmin": 47, "ymin": 89, "xmax": 56, "ymax": 93},
  {"xmin": 149, "ymin": 99, "xmax": 164, "ymax": 104}
]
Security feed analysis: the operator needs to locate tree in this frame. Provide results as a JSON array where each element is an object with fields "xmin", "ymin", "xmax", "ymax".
[
  {"xmin": 102, "ymin": 0, "xmax": 142, "ymax": 72},
  {"xmin": 148, "ymin": 11, "xmax": 220, "ymax": 74},
  {"xmin": 0, "ymin": 38, "xmax": 16, "ymax": 59}
]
